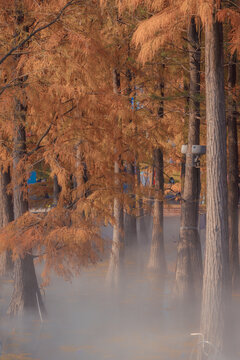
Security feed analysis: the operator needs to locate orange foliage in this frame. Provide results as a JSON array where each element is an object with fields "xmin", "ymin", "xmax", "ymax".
[{"xmin": 2, "ymin": 0, "xmax": 234, "ymax": 283}]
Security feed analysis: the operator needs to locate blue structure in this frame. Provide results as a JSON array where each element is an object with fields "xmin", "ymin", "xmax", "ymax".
[
  {"xmin": 27, "ymin": 171, "xmax": 37, "ymax": 184},
  {"xmin": 140, "ymin": 170, "xmax": 150, "ymax": 186},
  {"xmin": 131, "ymin": 97, "xmax": 141, "ymax": 110}
]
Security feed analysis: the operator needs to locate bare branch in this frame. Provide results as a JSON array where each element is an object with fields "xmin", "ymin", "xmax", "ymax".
[
  {"xmin": 62, "ymin": 105, "xmax": 77, "ymax": 117},
  {"xmin": 27, "ymin": 113, "xmax": 58, "ymax": 156},
  {"xmin": 27, "ymin": 124, "xmax": 52, "ymax": 156},
  {"xmin": 0, "ymin": 72, "xmax": 31, "ymax": 96},
  {"xmin": 0, "ymin": 0, "xmax": 80, "ymax": 66}
]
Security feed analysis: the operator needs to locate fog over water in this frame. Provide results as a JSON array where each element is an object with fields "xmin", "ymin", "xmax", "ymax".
[{"xmin": 1, "ymin": 214, "xmax": 238, "ymax": 360}]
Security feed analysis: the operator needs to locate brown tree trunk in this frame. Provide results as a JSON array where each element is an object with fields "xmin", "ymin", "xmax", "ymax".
[
  {"xmin": 106, "ymin": 69, "xmax": 124, "ymax": 285},
  {"xmin": 124, "ymin": 163, "xmax": 137, "ymax": 247},
  {"xmin": 181, "ymin": 81, "xmax": 189, "ymax": 192},
  {"xmin": 7, "ymin": 0, "xmax": 46, "ymax": 319},
  {"xmin": 8, "ymin": 254, "xmax": 46, "ymax": 317},
  {"xmin": 73, "ymin": 142, "xmax": 90, "ymax": 199},
  {"xmin": 148, "ymin": 149, "xmax": 166, "ymax": 272},
  {"xmin": 199, "ymin": 16, "xmax": 230, "ymax": 360},
  {"xmin": 124, "ymin": 66, "xmax": 137, "ymax": 248},
  {"xmin": 8, "ymin": 1, "xmax": 46, "ymax": 317},
  {"xmin": 8, "ymin": 0, "xmax": 46, "ymax": 315},
  {"xmin": 175, "ymin": 17, "xmax": 202, "ymax": 303},
  {"xmin": 106, "ymin": 161, "xmax": 124, "ymax": 286},
  {"xmin": 8, "ymin": 100, "xmax": 46, "ymax": 318},
  {"xmin": 0, "ymin": 167, "xmax": 14, "ymax": 276},
  {"xmin": 180, "ymin": 156, "xmax": 186, "ymax": 193},
  {"xmin": 148, "ymin": 68, "xmax": 166, "ymax": 272},
  {"xmin": 136, "ymin": 164, "xmax": 148, "ymax": 243},
  {"xmin": 227, "ymin": 51, "xmax": 239, "ymax": 291},
  {"xmin": 53, "ymin": 174, "xmax": 61, "ymax": 206}
]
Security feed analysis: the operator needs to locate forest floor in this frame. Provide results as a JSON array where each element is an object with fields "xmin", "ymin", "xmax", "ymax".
[{"xmin": 0, "ymin": 214, "xmax": 238, "ymax": 360}]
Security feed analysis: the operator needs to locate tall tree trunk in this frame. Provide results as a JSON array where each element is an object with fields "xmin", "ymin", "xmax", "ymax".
[
  {"xmin": 199, "ymin": 15, "xmax": 230, "ymax": 359},
  {"xmin": 124, "ymin": 163, "xmax": 137, "ymax": 247},
  {"xmin": 8, "ymin": 101, "xmax": 46, "ymax": 317},
  {"xmin": 148, "ymin": 149, "xmax": 166, "ymax": 272},
  {"xmin": 148, "ymin": 67, "xmax": 166, "ymax": 272},
  {"xmin": 106, "ymin": 161, "xmax": 124, "ymax": 285},
  {"xmin": 124, "ymin": 67, "xmax": 137, "ymax": 247},
  {"xmin": 227, "ymin": 51, "xmax": 239, "ymax": 291},
  {"xmin": 8, "ymin": 2, "xmax": 45, "ymax": 316},
  {"xmin": 74, "ymin": 142, "xmax": 89, "ymax": 193},
  {"xmin": 106, "ymin": 69, "xmax": 124, "ymax": 285},
  {"xmin": 0, "ymin": 167, "xmax": 14, "ymax": 276},
  {"xmin": 136, "ymin": 164, "xmax": 148, "ymax": 243},
  {"xmin": 53, "ymin": 174, "xmax": 61, "ymax": 206},
  {"xmin": 175, "ymin": 17, "xmax": 202, "ymax": 303},
  {"xmin": 181, "ymin": 82, "xmax": 189, "ymax": 192}
]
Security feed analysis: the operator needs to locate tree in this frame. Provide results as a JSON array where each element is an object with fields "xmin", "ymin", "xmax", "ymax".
[
  {"xmin": 123, "ymin": 0, "xmax": 203, "ymax": 296},
  {"xmin": 53, "ymin": 174, "xmax": 61, "ymax": 206},
  {"xmin": 120, "ymin": 0, "xmax": 234, "ymax": 355},
  {"xmin": 0, "ymin": 167, "xmax": 14, "ymax": 276},
  {"xmin": 8, "ymin": 94, "xmax": 46, "ymax": 316},
  {"xmin": 199, "ymin": 7, "xmax": 230, "ymax": 359},
  {"xmin": 227, "ymin": 51, "xmax": 239, "ymax": 292},
  {"xmin": 174, "ymin": 17, "xmax": 202, "ymax": 304},
  {"xmin": 124, "ymin": 67, "xmax": 138, "ymax": 249},
  {"xmin": 148, "ymin": 65, "xmax": 166, "ymax": 273},
  {"xmin": 147, "ymin": 148, "xmax": 166, "ymax": 272},
  {"xmin": 106, "ymin": 69, "xmax": 124, "ymax": 285},
  {"xmin": 4, "ymin": 0, "xmax": 46, "ymax": 317}
]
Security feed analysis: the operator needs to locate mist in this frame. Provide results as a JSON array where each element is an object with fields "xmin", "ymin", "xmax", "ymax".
[{"xmin": 0, "ymin": 213, "xmax": 236, "ymax": 360}]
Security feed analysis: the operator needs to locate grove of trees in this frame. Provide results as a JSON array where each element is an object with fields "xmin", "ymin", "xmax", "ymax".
[{"xmin": 0, "ymin": 0, "xmax": 240, "ymax": 359}]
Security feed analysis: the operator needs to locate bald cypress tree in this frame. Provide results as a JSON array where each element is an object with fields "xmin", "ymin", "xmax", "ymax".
[
  {"xmin": 199, "ymin": 10, "xmax": 230, "ymax": 359},
  {"xmin": 106, "ymin": 69, "xmax": 124, "ymax": 285},
  {"xmin": 0, "ymin": 167, "xmax": 14, "ymax": 276},
  {"xmin": 227, "ymin": 51, "xmax": 239, "ymax": 291},
  {"xmin": 174, "ymin": 17, "xmax": 202, "ymax": 304},
  {"xmin": 8, "ymin": 0, "xmax": 46, "ymax": 317}
]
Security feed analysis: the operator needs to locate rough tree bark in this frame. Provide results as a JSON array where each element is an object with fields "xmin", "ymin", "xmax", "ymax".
[
  {"xmin": 181, "ymin": 81, "xmax": 189, "ymax": 192},
  {"xmin": 136, "ymin": 165, "xmax": 148, "ymax": 243},
  {"xmin": 106, "ymin": 69, "xmax": 124, "ymax": 285},
  {"xmin": 175, "ymin": 17, "xmax": 202, "ymax": 303},
  {"xmin": 124, "ymin": 68, "xmax": 137, "ymax": 247},
  {"xmin": 148, "ymin": 149, "xmax": 166, "ymax": 272},
  {"xmin": 124, "ymin": 163, "xmax": 137, "ymax": 247},
  {"xmin": 0, "ymin": 167, "xmax": 14, "ymax": 276},
  {"xmin": 73, "ymin": 142, "xmax": 89, "ymax": 191},
  {"xmin": 106, "ymin": 161, "xmax": 124, "ymax": 285},
  {"xmin": 8, "ymin": 100, "xmax": 46, "ymax": 317},
  {"xmin": 199, "ymin": 14, "xmax": 230, "ymax": 360},
  {"xmin": 53, "ymin": 174, "xmax": 61, "ymax": 206},
  {"xmin": 227, "ymin": 51, "xmax": 239, "ymax": 291},
  {"xmin": 8, "ymin": 0, "xmax": 46, "ymax": 317},
  {"xmin": 147, "ymin": 67, "xmax": 166, "ymax": 272}
]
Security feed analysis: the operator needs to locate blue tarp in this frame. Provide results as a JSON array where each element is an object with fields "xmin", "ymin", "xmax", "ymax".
[{"xmin": 27, "ymin": 171, "xmax": 37, "ymax": 184}]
